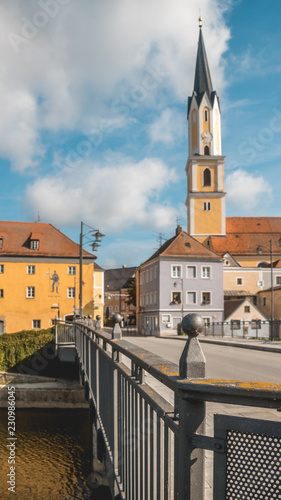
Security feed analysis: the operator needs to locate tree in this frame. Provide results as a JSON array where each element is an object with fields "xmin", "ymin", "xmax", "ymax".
[{"xmin": 126, "ymin": 279, "xmax": 136, "ymax": 307}]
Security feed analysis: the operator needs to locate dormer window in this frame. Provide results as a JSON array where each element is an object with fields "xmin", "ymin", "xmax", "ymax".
[
  {"xmin": 30, "ymin": 239, "xmax": 39, "ymax": 250},
  {"xmin": 0, "ymin": 238, "xmax": 3, "ymax": 249}
]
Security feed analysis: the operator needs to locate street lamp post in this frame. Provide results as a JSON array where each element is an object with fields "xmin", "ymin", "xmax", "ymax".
[
  {"xmin": 173, "ymin": 278, "xmax": 184, "ymax": 321},
  {"xmin": 257, "ymin": 239, "xmax": 274, "ymax": 340},
  {"xmin": 79, "ymin": 221, "xmax": 105, "ymax": 318}
]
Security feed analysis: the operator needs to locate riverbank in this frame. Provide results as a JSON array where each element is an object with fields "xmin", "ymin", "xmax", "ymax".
[{"xmin": 0, "ymin": 372, "xmax": 88, "ymax": 408}]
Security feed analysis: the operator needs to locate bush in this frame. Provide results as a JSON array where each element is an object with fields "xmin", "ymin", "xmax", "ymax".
[
  {"xmin": 177, "ymin": 322, "xmax": 184, "ymax": 335},
  {"xmin": 0, "ymin": 327, "xmax": 54, "ymax": 372}
]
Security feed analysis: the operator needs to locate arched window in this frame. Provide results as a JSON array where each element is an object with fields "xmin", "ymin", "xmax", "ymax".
[
  {"xmin": 204, "ymin": 145, "xmax": 210, "ymax": 155},
  {"xmin": 257, "ymin": 261, "xmax": 270, "ymax": 268},
  {"xmin": 203, "ymin": 168, "xmax": 211, "ymax": 186}
]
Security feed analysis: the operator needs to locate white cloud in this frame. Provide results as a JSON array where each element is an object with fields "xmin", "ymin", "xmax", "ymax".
[
  {"xmin": 149, "ymin": 108, "xmax": 185, "ymax": 144},
  {"xmin": 24, "ymin": 156, "xmax": 179, "ymax": 232},
  {"xmin": 225, "ymin": 169, "xmax": 272, "ymax": 210},
  {"xmin": 0, "ymin": 0, "xmax": 230, "ymax": 171}
]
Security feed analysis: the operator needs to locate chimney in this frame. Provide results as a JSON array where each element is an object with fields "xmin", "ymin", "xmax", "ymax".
[{"xmin": 176, "ymin": 225, "xmax": 182, "ymax": 236}]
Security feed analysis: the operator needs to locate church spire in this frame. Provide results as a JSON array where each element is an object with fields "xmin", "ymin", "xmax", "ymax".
[{"xmin": 193, "ymin": 24, "xmax": 213, "ymax": 101}]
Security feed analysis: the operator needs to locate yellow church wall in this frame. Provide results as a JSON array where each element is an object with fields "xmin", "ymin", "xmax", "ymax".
[
  {"xmin": 234, "ymin": 256, "xmax": 271, "ymax": 268},
  {"xmin": 0, "ymin": 260, "xmax": 94, "ymax": 333},
  {"xmin": 197, "ymin": 165, "xmax": 218, "ymax": 191},
  {"xmin": 194, "ymin": 198, "xmax": 222, "ymax": 235}
]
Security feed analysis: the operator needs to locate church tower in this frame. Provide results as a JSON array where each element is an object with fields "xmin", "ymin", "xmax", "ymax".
[{"xmin": 186, "ymin": 18, "xmax": 226, "ymax": 243}]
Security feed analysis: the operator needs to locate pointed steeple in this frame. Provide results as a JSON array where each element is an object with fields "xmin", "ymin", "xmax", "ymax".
[{"xmin": 193, "ymin": 24, "xmax": 213, "ymax": 101}]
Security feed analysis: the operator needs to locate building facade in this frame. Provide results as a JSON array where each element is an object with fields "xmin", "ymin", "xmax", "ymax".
[
  {"xmin": 104, "ymin": 266, "xmax": 136, "ymax": 324},
  {"xmin": 0, "ymin": 221, "xmax": 101, "ymax": 333},
  {"xmin": 137, "ymin": 226, "xmax": 223, "ymax": 336}
]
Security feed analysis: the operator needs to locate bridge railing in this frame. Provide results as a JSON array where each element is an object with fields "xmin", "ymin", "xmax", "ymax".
[{"xmin": 66, "ymin": 320, "xmax": 281, "ymax": 500}]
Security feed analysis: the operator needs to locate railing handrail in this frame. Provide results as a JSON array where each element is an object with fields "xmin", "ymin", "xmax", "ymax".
[{"xmin": 73, "ymin": 324, "xmax": 281, "ymax": 408}]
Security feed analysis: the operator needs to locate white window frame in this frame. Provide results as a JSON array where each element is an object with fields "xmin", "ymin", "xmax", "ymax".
[
  {"xmin": 171, "ymin": 265, "xmax": 182, "ymax": 278},
  {"xmin": 67, "ymin": 287, "xmax": 76, "ymax": 299},
  {"xmin": 171, "ymin": 290, "xmax": 182, "ymax": 305},
  {"xmin": 30, "ymin": 240, "xmax": 39, "ymax": 250},
  {"xmin": 27, "ymin": 265, "xmax": 35, "ymax": 275},
  {"xmin": 202, "ymin": 291, "xmax": 212, "ymax": 305},
  {"xmin": 236, "ymin": 277, "xmax": 243, "ymax": 286},
  {"xmin": 162, "ymin": 314, "xmax": 171, "ymax": 323},
  {"xmin": 154, "ymin": 266, "xmax": 157, "ymax": 280},
  {"xmin": 187, "ymin": 290, "xmax": 197, "ymax": 305},
  {"xmin": 26, "ymin": 286, "xmax": 35, "ymax": 298},
  {"xmin": 32, "ymin": 319, "xmax": 41, "ymax": 329},
  {"xmin": 202, "ymin": 317, "xmax": 212, "ymax": 327},
  {"xmin": 150, "ymin": 268, "xmax": 153, "ymax": 281},
  {"xmin": 186, "ymin": 265, "xmax": 197, "ymax": 279},
  {"xmin": 276, "ymin": 276, "xmax": 281, "ymax": 285},
  {"xmin": 68, "ymin": 266, "xmax": 76, "ymax": 275},
  {"xmin": 201, "ymin": 266, "xmax": 211, "ymax": 279}
]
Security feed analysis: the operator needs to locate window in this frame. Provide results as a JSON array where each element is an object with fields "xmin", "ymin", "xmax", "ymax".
[
  {"xmin": 276, "ymin": 276, "xmax": 281, "ymax": 285},
  {"xmin": 115, "ymin": 306, "xmax": 118, "ymax": 312},
  {"xmin": 0, "ymin": 289, "xmax": 3, "ymax": 298},
  {"xmin": 0, "ymin": 265, "xmax": 4, "ymax": 273},
  {"xmin": 244, "ymin": 306, "xmax": 250, "ymax": 313},
  {"xmin": 27, "ymin": 287, "xmax": 35, "ymax": 298},
  {"xmin": 202, "ymin": 292, "xmax": 211, "ymax": 305},
  {"xmin": 262, "ymin": 297, "xmax": 266, "ymax": 306},
  {"xmin": 68, "ymin": 266, "xmax": 76, "ymax": 275},
  {"xmin": 225, "ymin": 260, "xmax": 230, "ymax": 266},
  {"xmin": 231, "ymin": 320, "xmax": 241, "ymax": 330},
  {"xmin": 172, "ymin": 291, "xmax": 181, "ymax": 304},
  {"xmin": 150, "ymin": 268, "xmax": 153, "ymax": 281},
  {"xmin": 32, "ymin": 320, "xmax": 41, "ymax": 329},
  {"xmin": 253, "ymin": 296, "xmax": 258, "ymax": 306},
  {"xmin": 203, "ymin": 168, "xmax": 211, "ymax": 186},
  {"xmin": 150, "ymin": 292, "xmax": 153, "ymax": 305},
  {"xmin": 0, "ymin": 239, "xmax": 3, "ymax": 249},
  {"xmin": 154, "ymin": 266, "xmax": 157, "ymax": 280},
  {"xmin": 67, "ymin": 287, "xmax": 75, "ymax": 299},
  {"xmin": 202, "ymin": 266, "xmax": 211, "ymax": 279},
  {"xmin": 154, "ymin": 291, "xmax": 157, "ymax": 304},
  {"xmin": 203, "ymin": 201, "xmax": 211, "ymax": 211},
  {"xmin": 115, "ymin": 295, "xmax": 119, "ymax": 300},
  {"xmin": 172, "ymin": 265, "xmax": 181, "ymax": 278},
  {"xmin": 204, "ymin": 145, "xmax": 210, "ymax": 156},
  {"xmin": 162, "ymin": 314, "xmax": 171, "ymax": 323},
  {"xmin": 203, "ymin": 317, "xmax": 211, "ymax": 327},
  {"xmin": 251, "ymin": 320, "xmax": 261, "ymax": 329},
  {"xmin": 109, "ymin": 306, "xmax": 113, "ymax": 313},
  {"xmin": 187, "ymin": 291, "xmax": 196, "ymax": 304},
  {"xmin": 146, "ymin": 294, "xmax": 149, "ymax": 305},
  {"xmin": 30, "ymin": 240, "xmax": 39, "ymax": 250},
  {"xmin": 236, "ymin": 277, "xmax": 243, "ymax": 286},
  {"xmin": 27, "ymin": 265, "xmax": 35, "ymax": 275},
  {"xmin": 146, "ymin": 271, "xmax": 149, "ymax": 282},
  {"xmin": 187, "ymin": 266, "xmax": 196, "ymax": 279},
  {"xmin": 204, "ymin": 109, "xmax": 208, "ymax": 121}
]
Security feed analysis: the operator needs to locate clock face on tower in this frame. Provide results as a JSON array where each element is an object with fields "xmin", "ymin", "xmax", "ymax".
[{"xmin": 201, "ymin": 131, "xmax": 213, "ymax": 144}]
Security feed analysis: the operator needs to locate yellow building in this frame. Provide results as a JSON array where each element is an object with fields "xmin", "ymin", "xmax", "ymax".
[
  {"xmin": 0, "ymin": 221, "xmax": 103, "ymax": 333},
  {"xmin": 186, "ymin": 21, "xmax": 281, "ymax": 306}
]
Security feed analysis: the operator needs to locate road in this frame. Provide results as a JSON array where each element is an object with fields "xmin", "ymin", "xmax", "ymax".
[{"xmin": 125, "ymin": 336, "xmax": 281, "ymax": 384}]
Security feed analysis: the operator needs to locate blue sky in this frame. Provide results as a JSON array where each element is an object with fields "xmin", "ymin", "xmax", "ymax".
[{"xmin": 0, "ymin": 0, "xmax": 280, "ymax": 268}]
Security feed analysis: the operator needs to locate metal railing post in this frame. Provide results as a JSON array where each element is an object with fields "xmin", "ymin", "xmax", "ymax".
[{"xmin": 177, "ymin": 313, "xmax": 206, "ymax": 500}]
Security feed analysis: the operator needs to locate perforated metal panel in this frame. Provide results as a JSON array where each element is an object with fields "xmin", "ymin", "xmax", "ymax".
[
  {"xmin": 214, "ymin": 415, "xmax": 281, "ymax": 500},
  {"xmin": 226, "ymin": 429, "xmax": 281, "ymax": 499}
]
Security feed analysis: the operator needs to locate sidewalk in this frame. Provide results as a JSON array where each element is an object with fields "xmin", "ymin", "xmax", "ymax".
[{"xmin": 164, "ymin": 333, "xmax": 281, "ymax": 353}]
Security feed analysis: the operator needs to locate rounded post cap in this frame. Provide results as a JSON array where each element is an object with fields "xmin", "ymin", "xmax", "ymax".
[
  {"xmin": 182, "ymin": 313, "xmax": 204, "ymax": 337},
  {"xmin": 96, "ymin": 314, "xmax": 101, "ymax": 321},
  {"xmin": 112, "ymin": 313, "xmax": 122, "ymax": 324}
]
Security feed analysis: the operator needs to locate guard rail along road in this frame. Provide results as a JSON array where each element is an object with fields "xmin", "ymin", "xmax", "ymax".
[{"xmin": 55, "ymin": 314, "xmax": 281, "ymax": 500}]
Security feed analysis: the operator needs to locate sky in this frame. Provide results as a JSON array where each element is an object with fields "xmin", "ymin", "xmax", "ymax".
[{"xmin": 0, "ymin": 0, "xmax": 281, "ymax": 269}]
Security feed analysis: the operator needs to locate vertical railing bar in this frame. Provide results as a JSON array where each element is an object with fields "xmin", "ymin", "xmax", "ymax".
[
  {"xmin": 131, "ymin": 385, "xmax": 136, "ymax": 500},
  {"xmin": 164, "ymin": 424, "xmax": 171, "ymax": 500},
  {"xmin": 139, "ymin": 395, "xmax": 144, "ymax": 500},
  {"xmin": 121, "ymin": 374, "xmax": 125, "ymax": 491},
  {"xmin": 157, "ymin": 414, "xmax": 161, "ymax": 500},
  {"xmin": 135, "ymin": 388, "xmax": 139, "ymax": 500},
  {"xmin": 128, "ymin": 383, "xmax": 132, "ymax": 499},
  {"xmin": 150, "ymin": 407, "xmax": 154, "ymax": 500},
  {"xmin": 144, "ymin": 401, "xmax": 149, "ymax": 500},
  {"xmin": 125, "ymin": 378, "xmax": 129, "ymax": 498},
  {"xmin": 173, "ymin": 433, "xmax": 179, "ymax": 499}
]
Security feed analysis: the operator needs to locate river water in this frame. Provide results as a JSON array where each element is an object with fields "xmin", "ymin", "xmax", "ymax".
[{"xmin": 0, "ymin": 408, "xmax": 111, "ymax": 500}]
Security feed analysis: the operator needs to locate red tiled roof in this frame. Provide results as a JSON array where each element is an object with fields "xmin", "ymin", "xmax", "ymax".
[
  {"xmin": 224, "ymin": 299, "xmax": 244, "ymax": 320},
  {"xmin": 211, "ymin": 217, "xmax": 281, "ymax": 257},
  {"xmin": 0, "ymin": 221, "xmax": 94, "ymax": 258},
  {"xmin": 144, "ymin": 230, "xmax": 221, "ymax": 264}
]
